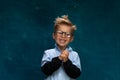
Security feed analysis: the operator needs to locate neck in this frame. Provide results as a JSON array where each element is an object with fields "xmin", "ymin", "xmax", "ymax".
[
  {"xmin": 59, "ymin": 46, "xmax": 66, "ymax": 52},
  {"xmin": 56, "ymin": 44, "xmax": 67, "ymax": 52}
]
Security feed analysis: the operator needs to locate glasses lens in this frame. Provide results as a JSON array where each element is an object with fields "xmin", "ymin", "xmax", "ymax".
[
  {"xmin": 67, "ymin": 34, "xmax": 71, "ymax": 37},
  {"xmin": 56, "ymin": 30, "xmax": 71, "ymax": 38}
]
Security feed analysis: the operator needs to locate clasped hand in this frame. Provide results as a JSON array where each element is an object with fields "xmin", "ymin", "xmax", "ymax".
[{"xmin": 59, "ymin": 50, "xmax": 69, "ymax": 62}]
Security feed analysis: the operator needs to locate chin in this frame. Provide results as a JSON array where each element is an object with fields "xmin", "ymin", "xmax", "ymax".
[{"xmin": 58, "ymin": 44, "xmax": 67, "ymax": 47}]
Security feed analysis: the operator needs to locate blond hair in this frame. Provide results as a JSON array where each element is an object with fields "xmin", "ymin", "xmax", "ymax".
[{"xmin": 54, "ymin": 15, "xmax": 76, "ymax": 35}]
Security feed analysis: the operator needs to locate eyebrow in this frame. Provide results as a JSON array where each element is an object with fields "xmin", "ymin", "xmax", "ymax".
[{"xmin": 57, "ymin": 30, "xmax": 71, "ymax": 33}]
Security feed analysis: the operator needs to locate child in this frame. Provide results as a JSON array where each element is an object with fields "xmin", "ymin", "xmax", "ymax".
[{"xmin": 41, "ymin": 15, "xmax": 81, "ymax": 80}]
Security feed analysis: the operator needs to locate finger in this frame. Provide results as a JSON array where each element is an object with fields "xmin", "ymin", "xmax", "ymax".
[
  {"xmin": 64, "ymin": 51, "xmax": 69, "ymax": 56},
  {"xmin": 63, "ymin": 50, "xmax": 68, "ymax": 54}
]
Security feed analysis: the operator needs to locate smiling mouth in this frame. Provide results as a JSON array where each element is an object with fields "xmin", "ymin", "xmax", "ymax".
[{"xmin": 59, "ymin": 39, "xmax": 66, "ymax": 43}]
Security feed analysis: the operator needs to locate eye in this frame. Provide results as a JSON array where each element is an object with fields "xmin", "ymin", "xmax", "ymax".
[
  {"xmin": 57, "ymin": 31, "xmax": 63, "ymax": 34},
  {"xmin": 66, "ymin": 33, "xmax": 71, "ymax": 37}
]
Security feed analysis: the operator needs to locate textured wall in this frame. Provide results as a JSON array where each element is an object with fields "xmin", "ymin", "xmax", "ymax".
[{"xmin": 0, "ymin": 0, "xmax": 120, "ymax": 80}]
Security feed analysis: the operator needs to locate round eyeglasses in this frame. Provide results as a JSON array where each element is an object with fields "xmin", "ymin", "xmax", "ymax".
[{"xmin": 55, "ymin": 30, "xmax": 72, "ymax": 38}]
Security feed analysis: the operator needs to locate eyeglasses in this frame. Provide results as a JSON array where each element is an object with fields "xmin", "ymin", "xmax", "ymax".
[{"xmin": 55, "ymin": 30, "xmax": 72, "ymax": 38}]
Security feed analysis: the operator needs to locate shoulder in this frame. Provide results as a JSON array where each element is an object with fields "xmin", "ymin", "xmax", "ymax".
[
  {"xmin": 44, "ymin": 48, "xmax": 57, "ymax": 57},
  {"xmin": 68, "ymin": 47, "xmax": 79, "ymax": 56},
  {"xmin": 43, "ymin": 48, "xmax": 57, "ymax": 59},
  {"xmin": 44, "ymin": 48, "xmax": 55, "ymax": 53},
  {"xmin": 70, "ymin": 50, "xmax": 79, "ymax": 56}
]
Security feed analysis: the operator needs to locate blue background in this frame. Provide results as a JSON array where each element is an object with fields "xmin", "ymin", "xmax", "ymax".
[{"xmin": 0, "ymin": 0, "xmax": 120, "ymax": 80}]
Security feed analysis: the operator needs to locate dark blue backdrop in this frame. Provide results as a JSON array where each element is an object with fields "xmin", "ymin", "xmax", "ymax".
[{"xmin": 0, "ymin": 0, "xmax": 120, "ymax": 80}]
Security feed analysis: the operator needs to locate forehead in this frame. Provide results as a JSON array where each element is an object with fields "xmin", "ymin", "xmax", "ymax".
[{"xmin": 56, "ymin": 24, "xmax": 72, "ymax": 32}]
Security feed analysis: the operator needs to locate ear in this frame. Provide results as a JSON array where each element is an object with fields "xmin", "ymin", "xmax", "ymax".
[
  {"xmin": 70, "ymin": 36, "xmax": 74, "ymax": 42},
  {"xmin": 52, "ymin": 33, "xmax": 55, "ymax": 39}
]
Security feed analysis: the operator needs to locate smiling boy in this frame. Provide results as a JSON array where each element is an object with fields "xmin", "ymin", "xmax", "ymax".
[{"xmin": 41, "ymin": 15, "xmax": 81, "ymax": 80}]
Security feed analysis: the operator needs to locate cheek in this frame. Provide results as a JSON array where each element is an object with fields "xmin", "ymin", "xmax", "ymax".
[{"xmin": 53, "ymin": 34, "xmax": 58, "ymax": 40}]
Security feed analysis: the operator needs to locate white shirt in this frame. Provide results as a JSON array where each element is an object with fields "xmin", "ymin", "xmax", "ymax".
[{"xmin": 41, "ymin": 44, "xmax": 81, "ymax": 80}]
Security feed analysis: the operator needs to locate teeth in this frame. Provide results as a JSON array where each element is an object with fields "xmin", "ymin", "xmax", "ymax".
[{"xmin": 60, "ymin": 40, "xmax": 65, "ymax": 43}]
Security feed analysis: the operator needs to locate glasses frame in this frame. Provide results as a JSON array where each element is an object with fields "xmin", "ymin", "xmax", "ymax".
[{"xmin": 55, "ymin": 30, "xmax": 72, "ymax": 38}]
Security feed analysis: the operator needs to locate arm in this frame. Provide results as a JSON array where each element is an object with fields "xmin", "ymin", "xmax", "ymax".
[
  {"xmin": 41, "ymin": 57, "xmax": 62, "ymax": 76},
  {"xmin": 63, "ymin": 59, "xmax": 81, "ymax": 79}
]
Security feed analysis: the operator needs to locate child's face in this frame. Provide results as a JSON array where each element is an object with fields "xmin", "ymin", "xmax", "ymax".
[{"xmin": 53, "ymin": 24, "xmax": 74, "ymax": 49}]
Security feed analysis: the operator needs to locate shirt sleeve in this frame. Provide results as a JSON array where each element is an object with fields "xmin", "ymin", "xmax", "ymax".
[
  {"xmin": 41, "ymin": 51, "xmax": 62, "ymax": 76},
  {"xmin": 63, "ymin": 52, "xmax": 82, "ymax": 79}
]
